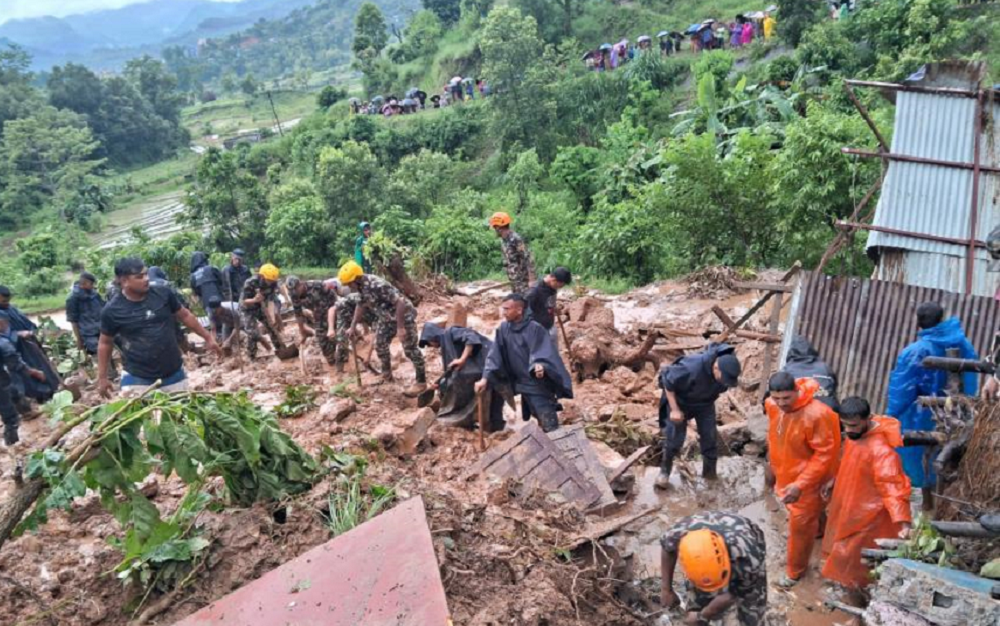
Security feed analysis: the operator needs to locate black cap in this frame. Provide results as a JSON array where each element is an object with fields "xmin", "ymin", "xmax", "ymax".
[
  {"xmin": 232, "ymin": 249, "xmax": 246, "ymax": 258},
  {"xmin": 716, "ymin": 353, "xmax": 741, "ymax": 388}
]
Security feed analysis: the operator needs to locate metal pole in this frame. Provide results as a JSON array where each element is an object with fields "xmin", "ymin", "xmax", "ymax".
[
  {"xmin": 966, "ymin": 91, "xmax": 984, "ymax": 294},
  {"xmin": 266, "ymin": 91, "xmax": 284, "ymax": 137},
  {"xmin": 844, "ymin": 81, "xmax": 890, "ymax": 152},
  {"xmin": 844, "ymin": 79, "xmax": 979, "ymax": 98},
  {"xmin": 841, "ymin": 148, "xmax": 1000, "ymax": 174},
  {"xmin": 837, "ymin": 221, "xmax": 986, "ymax": 248}
]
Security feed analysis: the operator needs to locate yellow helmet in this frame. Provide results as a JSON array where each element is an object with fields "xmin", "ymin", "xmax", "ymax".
[
  {"xmin": 678, "ymin": 529, "xmax": 731, "ymax": 592},
  {"xmin": 259, "ymin": 263, "xmax": 280, "ymax": 282},
  {"xmin": 338, "ymin": 261, "xmax": 364, "ymax": 285}
]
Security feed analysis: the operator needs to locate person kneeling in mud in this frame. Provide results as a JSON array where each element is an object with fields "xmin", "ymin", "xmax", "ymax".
[
  {"xmin": 661, "ymin": 511, "xmax": 768, "ymax": 626},
  {"xmin": 419, "ymin": 322, "xmax": 506, "ymax": 432},
  {"xmin": 240, "ymin": 263, "xmax": 287, "ymax": 360},
  {"xmin": 475, "ymin": 294, "xmax": 572, "ymax": 433}
]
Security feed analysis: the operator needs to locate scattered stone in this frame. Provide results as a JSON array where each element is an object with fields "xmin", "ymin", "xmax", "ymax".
[
  {"xmin": 394, "ymin": 408, "xmax": 438, "ymax": 456},
  {"xmin": 319, "ymin": 398, "xmax": 356, "ymax": 423}
]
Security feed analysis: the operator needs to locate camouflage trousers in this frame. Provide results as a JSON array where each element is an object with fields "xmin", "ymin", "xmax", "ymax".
[
  {"xmin": 688, "ymin": 576, "xmax": 767, "ymax": 626},
  {"xmin": 315, "ymin": 319, "xmax": 336, "ymax": 365},
  {"xmin": 508, "ymin": 272, "xmax": 530, "ymax": 295},
  {"xmin": 241, "ymin": 309, "xmax": 285, "ymax": 360},
  {"xmin": 334, "ymin": 300, "xmax": 377, "ymax": 366},
  {"xmin": 374, "ymin": 308, "xmax": 426, "ymax": 383}
]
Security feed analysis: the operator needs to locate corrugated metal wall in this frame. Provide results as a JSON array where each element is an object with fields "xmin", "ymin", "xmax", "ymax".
[{"xmin": 783, "ymin": 273, "xmax": 1000, "ymax": 412}]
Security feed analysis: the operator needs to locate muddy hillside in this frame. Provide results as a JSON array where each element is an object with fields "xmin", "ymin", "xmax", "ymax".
[{"xmin": 0, "ymin": 270, "xmax": 845, "ymax": 626}]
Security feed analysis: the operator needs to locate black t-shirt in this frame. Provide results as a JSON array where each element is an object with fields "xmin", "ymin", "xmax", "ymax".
[
  {"xmin": 100, "ymin": 285, "xmax": 184, "ymax": 380},
  {"xmin": 525, "ymin": 280, "xmax": 557, "ymax": 330}
]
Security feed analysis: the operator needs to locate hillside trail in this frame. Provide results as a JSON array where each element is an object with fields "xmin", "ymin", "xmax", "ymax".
[{"xmin": 0, "ymin": 274, "xmax": 852, "ymax": 626}]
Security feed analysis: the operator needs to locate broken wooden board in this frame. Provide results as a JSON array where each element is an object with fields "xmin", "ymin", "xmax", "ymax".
[
  {"xmin": 606, "ymin": 445, "xmax": 652, "ymax": 486},
  {"xmin": 173, "ymin": 497, "xmax": 450, "ymax": 626},
  {"xmin": 468, "ymin": 421, "xmax": 603, "ymax": 510},
  {"xmin": 548, "ymin": 424, "xmax": 618, "ymax": 511},
  {"xmin": 560, "ymin": 507, "xmax": 658, "ymax": 551}
]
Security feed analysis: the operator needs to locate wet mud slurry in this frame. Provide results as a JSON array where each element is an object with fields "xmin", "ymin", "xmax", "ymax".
[{"xmin": 0, "ymin": 273, "xmax": 856, "ymax": 626}]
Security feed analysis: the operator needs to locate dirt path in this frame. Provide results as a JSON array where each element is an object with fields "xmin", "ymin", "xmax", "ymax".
[{"xmin": 0, "ymin": 276, "xmax": 854, "ymax": 626}]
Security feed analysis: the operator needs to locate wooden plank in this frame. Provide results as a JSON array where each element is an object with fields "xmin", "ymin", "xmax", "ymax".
[
  {"xmin": 759, "ymin": 292, "xmax": 784, "ymax": 400},
  {"xmin": 718, "ymin": 262, "xmax": 801, "ymax": 343},
  {"xmin": 606, "ymin": 445, "xmax": 652, "ymax": 485},
  {"xmin": 468, "ymin": 422, "xmax": 603, "ymax": 510},
  {"xmin": 548, "ymin": 424, "xmax": 618, "ymax": 510},
  {"xmin": 560, "ymin": 508, "xmax": 658, "ymax": 550},
  {"xmin": 734, "ymin": 282, "xmax": 794, "ymax": 293},
  {"xmin": 711, "ymin": 305, "xmax": 737, "ymax": 330}
]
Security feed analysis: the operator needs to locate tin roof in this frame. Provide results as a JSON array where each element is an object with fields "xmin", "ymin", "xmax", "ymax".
[
  {"xmin": 865, "ymin": 63, "xmax": 1000, "ymax": 297},
  {"xmin": 173, "ymin": 497, "xmax": 451, "ymax": 626},
  {"xmin": 782, "ymin": 272, "xmax": 999, "ymax": 413}
]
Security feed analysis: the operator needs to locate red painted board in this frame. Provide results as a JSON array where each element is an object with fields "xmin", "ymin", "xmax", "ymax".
[{"xmin": 173, "ymin": 496, "xmax": 451, "ymax": 626}]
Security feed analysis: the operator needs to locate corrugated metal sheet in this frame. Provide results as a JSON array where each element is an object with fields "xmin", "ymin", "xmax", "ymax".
[
  {"xmin": 782, "ymin": 273, "xmax": 999, "ymax": 413},
  {"xmin": 865, "ymin": 74, "xmax": 1000, "ymax": 297}
]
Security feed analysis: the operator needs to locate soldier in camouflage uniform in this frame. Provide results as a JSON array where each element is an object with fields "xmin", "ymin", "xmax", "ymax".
[
  {"xmin": 239, "ymin": 264, "xmax": 286, "ymax": 360},
  {"xmin": 660, "ymin": 511, "xmax": 768, "ymax": 626},
  {"xmin": 339, "ymin": 262, "xmax": 426, "ymax": 394},
  {"xmin": 330, "ymin": 292, "xmax": 378, "ymax": 371},
  {"xmin": 489, "ymin": 211, "xmax": 535, "ymax": 294},
  {"xmin": 287, "ymin": 276, "xmax": 340, "ymax": 365}
]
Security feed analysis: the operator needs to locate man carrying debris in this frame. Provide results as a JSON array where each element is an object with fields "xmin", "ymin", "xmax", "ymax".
[
  {"xmin": 660, "ymin": 511, "xmax": 767, "ymax": 626},
  {"xmin": 525, "ymin": 267, "xmax": 572, "ymax": 346},
  {"xmin": 240, "ymin": 263, "xmax": 288, "ymax": 360},
  {"xmin": 0, "ymin": 313, "xmax": 46, "ymax": 447},
  {"xmin": 65, "ymin": 271, "xmax": 105, "ymax": 356},
  {"xmin": 489, "ymin": 212, "xmax": 535, "ymax": 294},
  {"xmin": 765, "ymin": 372, "xmax": 841, "ymax": 588},
  {"xmin": 189, "ymin": 251, "xmax": 225, "ymax": 338},
  {"xmin": 287, "ymin": 276, "xmax": 340, "ymax": 365},
  {"xmin": 822, "ymin": 397, "xmax": 911, "ymax": 592},
  {"xmin": 420, "ymin": 322, "xmax": 505, "ymax": 431},
  {"xmin": 655, "ymin": 343, "xmax": 741, "ymax": 488},
  {"xmin": 338, "ymin": 261, "xmax": 426, "ymax": 395},
  {"xmin": 222, "ymin": 248, "xmax": 251, "ymax": 303},
  {"xmin": 887, "ymin": 302, "xmax": 977, "ymax": 512},
  {"xmin": 475, "ymin": 293, "xmax": 573, "ymax": 433},
  {"xmin": 97, "ymin": 258, "xmax": 221, "ymax": 397}
]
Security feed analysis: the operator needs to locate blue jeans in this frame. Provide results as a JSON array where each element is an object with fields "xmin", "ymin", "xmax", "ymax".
[
  {"xmin": 121, "ymin": 368, "xmax": 187, "ymax": 388},
  {"xmin": 660, "ymin": 402, "xmax": 718, "ymax": 462}
]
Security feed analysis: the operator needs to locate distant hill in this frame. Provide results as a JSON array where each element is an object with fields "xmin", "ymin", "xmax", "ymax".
[{"xmin": 0, "ymin": 0, "xmax": 318, "ymax": 71}]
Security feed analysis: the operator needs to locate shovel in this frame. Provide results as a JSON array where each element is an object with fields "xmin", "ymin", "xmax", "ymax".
[
  {"xmin": 275, "ymin": 344, "xmax": 300, "ymax": 360},
  {"xmin": 475, "ymin": 386, "xmax": 487, "ymax": 452},
  {"xmin": 417, "ymin": 378, "xmax": 440, "ymax": 408}
]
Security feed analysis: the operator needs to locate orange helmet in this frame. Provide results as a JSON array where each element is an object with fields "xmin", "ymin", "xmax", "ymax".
[
  {"xmin": 678, "ymin": 529, "xmax": 731, "ymax": 592},
  {"xmin": 489, "ymin": 211, "xmax": 511, "ymax": 228}
]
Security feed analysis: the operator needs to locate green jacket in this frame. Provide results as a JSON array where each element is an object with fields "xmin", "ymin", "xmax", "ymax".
[{"xmin": 355, "ymin": 234, "xmax": 371, "ymax": 272}]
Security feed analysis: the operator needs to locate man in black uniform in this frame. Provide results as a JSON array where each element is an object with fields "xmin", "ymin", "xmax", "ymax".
[
  {"xmin": 0, "ymin": 313, "xmax": 46, "ymax": 447},
  {"xmin": 476, "ymin": 294, "xmax": 572, "ymax": 433},
  {"xmin": 65, "ymin": 271, "xmax": 105, "ymax": 356},
  {"xmin": 525, "ymin": 267, "xmax": 572, "ymax": 346},
  {"xmin": 420, "ymin": 322, "xmax": 505, "ymax": 431},
  {"xmin": 222, "ymin": 248, "xmax": 251, "ymax": 303},
  {"xmin": 97, "ymin": 258, "xmax": 221, "ymax": 397},
  {"xmin": 189, "ymin": 251, "xmax": 225, "ymax": 339},
  {"xmin": 656, "ymin": 343, "xmax": 741, "ymax": 487}
]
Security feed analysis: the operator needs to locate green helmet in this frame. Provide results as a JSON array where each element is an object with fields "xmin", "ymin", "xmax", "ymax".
[{"xmin": 358, "ymin": 221, "xmax": 371, "ymax": 232}]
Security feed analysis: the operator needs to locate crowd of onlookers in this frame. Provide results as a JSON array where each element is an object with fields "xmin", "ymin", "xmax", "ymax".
[
  {"xmin": 348, "ymin": 76, "xmax": 491, "ymax": 117},
  {"xmin": 583, "ymin": 9, "xmax": 778, "ymax": 71}
]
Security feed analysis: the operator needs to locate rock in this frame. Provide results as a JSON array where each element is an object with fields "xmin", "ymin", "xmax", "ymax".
[
  {"xmin": 447, "ymin": 302, "xmax": 468, "ymax": 328},
  {"xmin": 597, "ymin": 403, "xmax": 655, "ymax": 423},
  {"xmin": 319, "ymin": 398, "xmax": 356, "ymax": 423},
  {"xmin": 394, "ymin": 408, "xmax": 438, "ymax": 456},
  {"xmin": 602, "ymin": 366, "xmax": 638, "ymax": 393},
  {"xmin": 746, "ymin": 408, "xmax": 768, "ymax": 444},
  {"xmin": 82, "ymin": 598, "xmax": 108, "ymax": 623},
  {"xmin": 867, "ymin": 558, "xmax": 1000, "ymax": 626},
  {"xmin": 865, "ymin": 601, "xmax": 933, "ymax": 626}
]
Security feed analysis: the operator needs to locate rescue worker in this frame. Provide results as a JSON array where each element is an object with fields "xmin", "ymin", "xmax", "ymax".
[
  {"xmin": 655, "ymin": 343, "xmax": 741, "ymax": 488},
  {"xmin": 489, "ymin": 212, "xmax": 535, "ymax": 295},
  {"xmin": 475, "ymin": 293, "xmax": 572, "ymax": 433},
  {"xmin": 887, "ymin": 302, "xmax": 977, "ymax": 512},
  {"xmin": 783, "ymin": 336, "xmax": 839, "ymax": 411},
  {"xmin": 240, "ymin": 263, "xmax": 287, "ymax": 360},
  {"xmin": 327, "ymin": 289, "xmax": 377, "ymax": 373},
  {"xmin": 65, "ymin": 271, "xmax": 105, "ymax": 356},
  {"xmin": 0, "ymin": 286, "xmax": 37, "ymax": 334},
  {"xmin": 525, "ymin": 267, "xmax": 572, "ymax": 346},
  {"xmin": 822, "ymin": 397, "xmax": 911, "ymax": 592},
  {"xmin": 189, "ymin": 251, "xmax": 225, "ymax": 338},
  {"xmin": 355, "ymin": 222, "xmax": 373, "ymax": 273},
  {"xmin": 765, "ymin": 371, "xmax": 841, "ymax": 587},
  {"xmin": 97, "ymin": 258, "xmax": 221, "ymax": 397},
  {"xmin": 660, "ymin": 511, "xmax": 767, "ymax": 626},
  {"xmin": 222, "ymin": 249, "xmax": 251, "ymax": 303},
  {"xmin": 0, "ymin": 286, "xmax": 57, "ymax": 403},
  {"xmin": 0, "ymin": 313, "xmax": 46, "ymax": 447},
  {"xmin": 287, "ymin": 276, "xmax": 339, "ymax": 365},
  {"xmin": 338, "ymin": 261, "xmax": 426, "ymax": 395},
  {"xmin": 420, "ymin": 322, "xmax": 505, "ymax": 431}
]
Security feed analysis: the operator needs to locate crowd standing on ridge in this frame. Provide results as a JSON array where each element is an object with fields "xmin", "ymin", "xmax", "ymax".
[{"xmin": 1, "ymin": 202, "xmax": 998, "ymax": 624}]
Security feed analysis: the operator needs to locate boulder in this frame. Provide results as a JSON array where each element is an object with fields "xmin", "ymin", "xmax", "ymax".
[{"xmin": 319, "ymin": 398, "xmax": 356, "ymax": 423}]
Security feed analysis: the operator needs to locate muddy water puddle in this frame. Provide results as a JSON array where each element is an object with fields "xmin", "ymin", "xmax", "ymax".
[{"xmin": 608, "ymin": 461, "xmax": 850, "ymax": 626}]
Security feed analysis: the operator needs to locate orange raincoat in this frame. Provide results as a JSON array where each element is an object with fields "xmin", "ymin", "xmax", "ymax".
[
  {"xmin": 765, "ymin": 377, "xmax": 842, "ymax": 579},
  {"xmin": 822, "ymin": 416, "xmax": 911, "ymax": 588}
]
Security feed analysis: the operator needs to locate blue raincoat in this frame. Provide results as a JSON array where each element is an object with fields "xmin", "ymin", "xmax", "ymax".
[{"xmin": 886, "ymin": 317, "xmax": 978, "ymax": 488}]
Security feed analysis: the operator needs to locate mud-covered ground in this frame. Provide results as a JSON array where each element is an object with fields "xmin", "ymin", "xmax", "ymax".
[{"xmin": 0, "ymin": 273, "xmax": 851, "ymax": 626}]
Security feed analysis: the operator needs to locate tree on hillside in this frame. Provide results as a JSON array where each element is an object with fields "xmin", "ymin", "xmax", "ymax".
[
  {"xmin": 0, "ymin": 45, "xmax": 42, "ymax": 141},
  {"xmin": 355, "ymin": 2, "xmax": 389, "ymax": 55},
  {"xmin": 422, "ymin": 0, "xmax": 461, "ymax": 25},
  {"xmin": 315, "ymin": 140, "xmax": 384, "ymax": 249},
  {"xmin": 186, "ymin": 148, "xmax": 270, "ymax": 256},
  {"xmin": 776, "ymin": 0, "xmax": 825, "ymax": 47},
  {"xmin": 124, "ymin": 56, "xmax": 186, "ymax": 125}
]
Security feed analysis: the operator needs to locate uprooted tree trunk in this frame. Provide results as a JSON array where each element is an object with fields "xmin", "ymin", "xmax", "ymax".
[{"xmin": 375, "ymin": 251, "xmax": 421, "ymax": 306}]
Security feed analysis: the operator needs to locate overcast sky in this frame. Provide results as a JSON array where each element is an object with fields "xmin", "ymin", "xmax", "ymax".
[{"xmin": 1, "ymin": 0, "xmax": 239, "ymax": 25}]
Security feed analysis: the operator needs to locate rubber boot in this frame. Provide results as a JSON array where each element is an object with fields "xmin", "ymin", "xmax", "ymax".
[
  {"xmin": 702, "ymin": 457, "xmax": 718, "ymax": 481},
  {"xmin": 403, "ymin": 381, "xmax": 428, "ymax": 398},
  {"xmin": 538, "ymin": 412, "xmax": 560, "ymax": 433},
  {"xmin": 654, "ymin": 454, "xmax": 673, "ymax": 490}
]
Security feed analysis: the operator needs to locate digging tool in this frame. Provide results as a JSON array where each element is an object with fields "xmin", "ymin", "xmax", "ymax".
[
  {"xmin": 555, "ymin": 308, "xmax": 581, "ymax": 376},
  {"xmin": 298, "ymin": 341, "xmax": 309, "ymax": 378},
  {"xmin": 351, "ymin": 338, "xmax": 365, "ymax": 390},
  {"xmin": 274, "ymin": 344, "xmax": 300, "ymax": 360},
  {"xmin": 417, "ymin": 377, "xmax": 440, "ymax": 408},
  {"xmin": 475, "ymin": 387, "xmax": 487, "ymax": 452}
]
